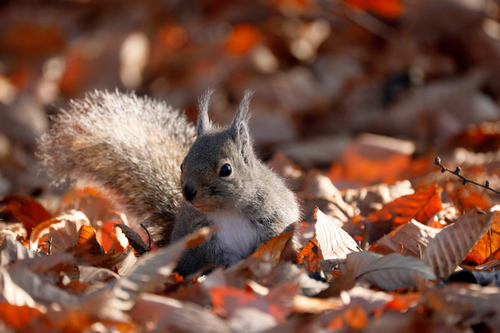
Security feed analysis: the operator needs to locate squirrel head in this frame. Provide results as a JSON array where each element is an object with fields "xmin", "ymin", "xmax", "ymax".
[{"xmin": 180, "ymin": 90, "xmax": 257, "ymax": 213}]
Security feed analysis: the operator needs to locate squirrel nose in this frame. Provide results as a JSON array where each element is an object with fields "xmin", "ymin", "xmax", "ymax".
[{"xmin": 183, "ymin": 184, "xmax": 197, "ymax": 202}]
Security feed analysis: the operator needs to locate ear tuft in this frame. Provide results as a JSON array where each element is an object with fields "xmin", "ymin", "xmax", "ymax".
[
  {"xmin": 197, "ymin": 88, "xmax": 215, "ymax": 135},
  {"xmin": 230, "ymin": 90, "xmax": 254, "ymax": 162}
]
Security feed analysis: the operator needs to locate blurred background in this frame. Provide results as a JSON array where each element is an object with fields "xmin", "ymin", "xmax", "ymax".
[{"xmin": 1, "ymin": 0, "xmax": 500, "ymax": 197}]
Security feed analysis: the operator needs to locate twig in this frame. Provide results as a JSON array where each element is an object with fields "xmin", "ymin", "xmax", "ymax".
[{"xmin": 434, "ymin": 157, "xmax": 500, "ymax": 195}]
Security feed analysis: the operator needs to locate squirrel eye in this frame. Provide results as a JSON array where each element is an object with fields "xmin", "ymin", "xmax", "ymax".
[
  {"xmin": 180, "ymin": 163, "xmax": 184, "ymax": 171},
  {"xmin": 219, "ymin": 164, "xmax": 232, "ymax": 177}
]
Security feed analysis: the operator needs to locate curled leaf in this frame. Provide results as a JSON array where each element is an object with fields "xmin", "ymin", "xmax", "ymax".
[{"xmin": 114, "ymin": 223, "xmax": 149, "ymax": 256}]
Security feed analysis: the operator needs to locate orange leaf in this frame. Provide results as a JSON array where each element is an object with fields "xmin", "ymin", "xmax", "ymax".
[
  {"xmin": 343, "ymin": 305, "xmax": 368, "ymax": 329},
  {"xmin": 466, "ymin": 211, "xmax": 500, "ymax": 264},
  {"xmin": 225, "ymin": 24, "xmax": 260, "ymax": 56},
  {"xmin": 0, "ymin": 195, "xmax": 52, "ymax": 235},
  {"xmin": 0, "ymin": 304, "xmax": 43, "ymax": 328},
  {"xmin": 211, "ymin": 286, "xmax": 257, "ymax": 310},
  {"xmin": 252, "ymin": 232, "xmax": 292, "ymax": 264},
  {"xmin": 345, "ymin": 0, "xmax": 404, "ymax": 19},
  {"xmin": 297, "ymin": 235, "xmax": 324, "ymax": 273},
  {"xmin": 67, "ymin": 225, "xmax": 104, "ymax": 256},
  {"xmin": 367, "ymin": 185, "xmax": 443, "ymax": 228}
]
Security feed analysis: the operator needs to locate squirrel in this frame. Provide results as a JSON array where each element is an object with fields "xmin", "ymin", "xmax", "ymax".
[{"xmin": 37, "ymin": 89, "xmax": 300, "ymax": 276}]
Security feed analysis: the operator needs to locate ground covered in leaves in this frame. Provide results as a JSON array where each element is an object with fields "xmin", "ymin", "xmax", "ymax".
[{"xmin": 2, "ymin": 0, "xmax": 500, "ymax": 332}]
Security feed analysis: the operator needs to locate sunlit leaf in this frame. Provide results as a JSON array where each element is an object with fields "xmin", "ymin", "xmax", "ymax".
[
  {"xmin": 0, "ymin": 195, "xmax": 52, "ymax": 235},
  {"xmin": 252, "ymin": 232, "xmax": 291, "ymax": 264},
  {"xmin": 346, "ymin": 251, "xmax": 436, "ymax": 290},
  {"xmin": 315, "ymin": 208, "xmax": 361, "ymax": 259},
  {"xmin": 367, "ymin": 185, "xmax": 443, "ymax": 227},
  {"xmin": 0, "ymin": 303, "xmax": 43, "ymax": 328},
  {"xmin": 466, "ymin": 211, "xmax": 500, "ymax": 265},
  {"xmin": 111, "ymin": 227, "xmax": 215, "ymax": 311},
  {"xmin": 66, "ymin": 225, "xmax": 104, "ymax": 256},
  {"xmin": 423, "ymin": 207, "xmax": 499, "ymax": 278}
]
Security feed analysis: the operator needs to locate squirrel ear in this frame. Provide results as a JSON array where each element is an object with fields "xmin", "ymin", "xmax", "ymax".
[
  {"xmin": 230, "ymin": 90, "xmax": 254, "ymax": 162},
  {"xmin": 197, "ymin": 88, "xmax": 215, "ymax": 135}
]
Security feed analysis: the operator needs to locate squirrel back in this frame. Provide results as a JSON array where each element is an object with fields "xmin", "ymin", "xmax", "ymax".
[
  {"xmin": 38, "ymin": 90, "xmax": 300, "ymax": 276},
  {"xmin": 38, "ymin": 90, "xmax": 196, "ymax": 244}
]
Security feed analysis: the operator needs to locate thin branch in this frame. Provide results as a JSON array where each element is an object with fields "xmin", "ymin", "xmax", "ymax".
[{"xmin": 434, "ymin": 157, "xmax": 500, "ymax": 195}]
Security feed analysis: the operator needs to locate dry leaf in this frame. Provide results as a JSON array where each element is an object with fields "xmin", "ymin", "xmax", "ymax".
[
  {"xmin": 373, "ymin": 220, "xmax": 441, "ymax": 257},
  {"xmin": 0, "ymin": 195, "xmax": 52, "ymax": 235},
  {"xmin": 365, "ymin": 185, "xmax": 443, "ymax": 242},
  {"xmin": 225, "ymin": 24, "xmax": 260, "ymax": 56},
  {"xmin": 252, "ymin": 232, "xmax": 291, "ymax": 264},
  {"xmin": 346, "ymin": 251, "xmax": 436, "ymax": 290},
  {"xmin": 315, "ymin": 208, "xmax": 361, "ymax": 259},
  {"xmin": 30, "ymin": 210, "xmax": 90, "ymax": 253},
  {"xmin": 0, "ymin": 303, "xmax": 43, "ymax": 329},
  {"xmin": 66, "ymin": 225, "xmax": 105, "ymax": 256},
  {"xmin": 1, "ymin": 234, "xmax": 44, "ymax": 267},
  {"xmin": 112, "ymin": 227, "xmax": 216, "ymax": 311},
  {"xmin": 423, "ymin": 207, "xmax": 500, "ymax": 278},
  {"xmin": 466, "ymin": 211, "xmax": 500, "ymax": 264},
  {"xmin": 114, "ymin": 223, "xmax": 149, "ymax": 255}
]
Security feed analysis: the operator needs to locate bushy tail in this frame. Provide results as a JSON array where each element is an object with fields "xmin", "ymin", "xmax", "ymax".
[{"xmin": 38, "ymin": 90, "xmax": 196, "ymax": 245}]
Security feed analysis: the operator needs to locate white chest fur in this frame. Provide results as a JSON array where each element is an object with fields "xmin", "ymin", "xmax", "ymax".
[{"xmin": 208, "ymin": 212, "xmax": 259, "ymax": 265}]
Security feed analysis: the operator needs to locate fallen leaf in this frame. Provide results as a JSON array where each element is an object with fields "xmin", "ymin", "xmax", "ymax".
[
  {"xmin": 366, "ymin": 185, "xmax": 443, "ymax": 241},
  {"xmin": 315, "ymin": 208, "xmax": 361, "ymax": 259},
  {"xmin": 225, "ymin": 24, "xmax": 260, "ymax": 56},
  {"xmin": 114, "ymin": 223, "xmax": 148, "ymax": 255},
  {"xmin": 466, "ymin": 211, "xmax": 500, "ymax": 264},
  {"xmin": 346, "ymin": 251, "xmax": 436, "ymax": 290},
  {"xmin": 0, "ymin": 195, "xmax": 52, "ymax": 235},
  {"xmin": 111, "ymin": 227, "xmax": 215, "ymax": 311},
  {"xmin": 0, "ymin": 303, "xmax": 43, "ymax": 329},
  {"xmin": 372, "ymin": 220, "xmax": 441, "ymax": 257},
  {"xmin": 298, "ymin": 236, "xmax": 324, "ymax": 273},
  {"xmin": 30, "ymin": 210, "xmax": 90, "ymax": 253},
  {"xmin": 423, "ymin": 207, "xmax": 500, "ymax": 278},
  {"xmin": 252, "ymin": 232, "xmax": 292, "ymax": 264},
  {"xmin": 1, "ymin": 234, "xmax": 44, "ymax": 267},
  {"xmin": 66, "ymin": 225, "xmax": 105, "ymax": 257}
]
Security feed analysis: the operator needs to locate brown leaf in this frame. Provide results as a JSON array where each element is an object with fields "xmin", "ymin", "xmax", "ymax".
[
  {"xmin": 314, "ymin": 208, "xmax": 361, "ymax": 259},
  {"xmin": 346, "ymin": 251, "xmax": 436, "ymax": 290},
  {"xmin": 372, "ymin": 220, "xmax": 441, "ymax": 257},
  {"xmin": 423, "ymin": 207, "xmax": 499, "ymax": 278},
  {"xmin": 0, "ymin": 195, "xmax": 52, "ymax": 235},
  {"xmin": 0, "ymin": 303, "xmax": 43, "ymax": 329},
  {"xmin": 225, "ymin": 24, "xmax": 260, "ymax": 56},
  {"xmin": 66, "ymin": 225, "xmax": 105, "ymax": 257},
  {"xmin": 298, "ymin": 236, "xmax": 324, "ymax": 273},
  {"xmin": 466, "ymin": 211, "xmax": 500, "ymax": 265},
  {"xmin": 346, "ymin": 0, "xmax": 404, "ymax": 19},
  {"xmin": 366, "ymin": 185, "xmax": 443, "ymax": 241},
  {"xmin": 114, "ymin": 223, "xmax": 148, "ymax": 255},
  {"xmin": 112, "ymin": 227, "xmax": 216, "ymax": 311},
  {"xmin": 252, "ymin": 232, "xmax": 292, "ymax": 264},
  {"xmin": 30, "ymin": 209, "xmax": 90, "ymax": 253}
]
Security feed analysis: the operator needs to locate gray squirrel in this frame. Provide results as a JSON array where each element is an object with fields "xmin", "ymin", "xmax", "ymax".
[{"xmin": 38, "ymin": 89, "xmax": 300, "ymax": 276}]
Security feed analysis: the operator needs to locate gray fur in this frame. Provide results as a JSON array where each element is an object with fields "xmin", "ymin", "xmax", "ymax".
[
  {"xmin": 197, "ymin": 88, "xmax": 214, "ymax": 135},
  {"xmin": 38, "ymin": 90, "xmax": 196, "ymax": 245},
  {"xmin": 38, "ymin": 90, "xmax": 300, "ymax": 277}
]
